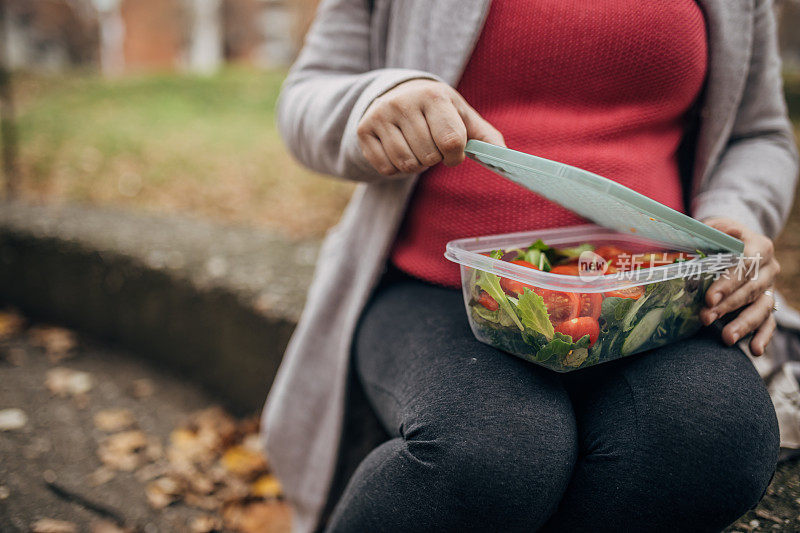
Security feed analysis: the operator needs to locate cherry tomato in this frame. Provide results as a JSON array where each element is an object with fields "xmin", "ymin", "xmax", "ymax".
[
  {"xmin": 578, "ymin": 292, "xmax": 603, "ymax": 320},
  {"xmin": 549, "ymin": 264, "xmax": 580, "ymax": 276},
  {"xmin": 509, "ymin": 259, "xmax": 540, "ymax": 269},
  {"xmin": 604, "ymin": 285, "xmax": 645, "ymax": 299},
  {"xmin": 534, "ymin": 288, "xmax": 580, "ymax": 323},
  {"xmin": 555, "ymin": 317, "xmax": 600, "ymax": 347},
  {"xmin": 594, "ymin": 245, "xmax": 634, "ymax": 270},
  {"xmin": 499, "ymin": 260, "xmax": 539, "ymax": 295},
  {"xmin": 477, "ymin": 290, "xmax": 499, "ymax": 311},
  {"xmin": 550, "ymin": 262, "xmax": 616, "ymax": 277}
]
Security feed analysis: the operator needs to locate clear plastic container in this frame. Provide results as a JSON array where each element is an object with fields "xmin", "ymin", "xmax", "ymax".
[{"xmin": 445, "ymin": 224, "xmax": 739, "ymax": 372}]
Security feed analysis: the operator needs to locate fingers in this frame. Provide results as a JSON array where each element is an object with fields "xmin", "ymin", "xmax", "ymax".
[
  {"xmin": 358, "ymin": 133, "xmax": 397, "ymax": 176},
  {"xmin": 422, "ymin": 96, "xmax": 468, "ymax": 166},
  {"xmin": 703, "ymin": 270, "xmax": 742, "ymax": 310},
  {"xmin": 750, "ymin": 314, "xmax": 776, "ymax": 357},
  {"xmin": 701, "ymin": 259, "xmax": 780, "ymax": 324},
  {"xmin": 395, "ymin": 113, "xmax": 443, "ymax": 168},
  {"xmin": 702, "ymin": 224, "xmax": 777, "ymax": 320},
  {"xmin": 357, "ymin": 79, "xmax": 504, "ymax": 174},
  {"xmin": 373, "ymin": 123, "xmax": 426, "ymax": 174},
  {"xmin": 457, "ymin": 100, "xmax": 506, "ymax": 147},
  {"xmin": 720, "ymin": 291, "xmax": 774, "ymax": 347}
]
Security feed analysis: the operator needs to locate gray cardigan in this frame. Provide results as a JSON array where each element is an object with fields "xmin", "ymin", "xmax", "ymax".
[{"xmin": 261, "ymin": 1, "xmax": 800, "ymax": 531}]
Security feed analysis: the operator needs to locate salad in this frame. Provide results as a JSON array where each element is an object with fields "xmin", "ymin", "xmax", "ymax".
[{"xmin": 466, "ymin": 239, "xmax": 713, "ymax": 371}]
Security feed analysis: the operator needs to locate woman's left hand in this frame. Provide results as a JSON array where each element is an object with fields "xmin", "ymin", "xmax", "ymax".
[{"xmin": 699, "ymin": 217, "xmax": 780, "ymax": 356}]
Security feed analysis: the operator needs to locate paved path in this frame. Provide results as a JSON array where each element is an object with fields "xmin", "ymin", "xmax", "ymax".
[{"xmin": 0, "ymin": 315, "xmax": 289, "ymax": 533}]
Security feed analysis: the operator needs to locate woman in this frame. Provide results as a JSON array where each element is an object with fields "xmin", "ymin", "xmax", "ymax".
[{"xmin": 262, "ymin": 1, "xmax": 799, "ymax": 531}]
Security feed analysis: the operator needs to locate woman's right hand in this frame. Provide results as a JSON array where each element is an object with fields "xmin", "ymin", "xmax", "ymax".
[{"xmin": 357, "ymin": 79, "xmax": 506, "ymax": 176}]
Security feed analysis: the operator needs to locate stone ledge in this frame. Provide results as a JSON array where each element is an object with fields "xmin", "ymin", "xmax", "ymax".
[{"xmin": 0, "ymin": 200, "xmax": 319, "ymax": 413}]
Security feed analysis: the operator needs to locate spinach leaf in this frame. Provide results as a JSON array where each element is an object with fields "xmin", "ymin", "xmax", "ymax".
[{"xmin": 514, "ymin": 288, "xmax": 555, "ymax": 340}]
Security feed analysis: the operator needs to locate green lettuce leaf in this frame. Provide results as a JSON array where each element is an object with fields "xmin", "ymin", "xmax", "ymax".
[
  {"xmin": 535, "ymin": 331, "xmax": 590, "ymax": 364},
  {"xmin": 476, "ymin": 271, "xmax": 523, "ymax": 330},
  {"xmin": 472, "ymin": 305, "xmax": 516, "ymax": 328},
  {"xmin": 514, "ymin": 288, "xmax": 555, "ymax": 340}
]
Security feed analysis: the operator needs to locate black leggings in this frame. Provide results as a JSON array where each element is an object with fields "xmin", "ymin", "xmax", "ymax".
[{"xmin": 327, "ymin": 275, "xmax": 779, "ymax": 533}]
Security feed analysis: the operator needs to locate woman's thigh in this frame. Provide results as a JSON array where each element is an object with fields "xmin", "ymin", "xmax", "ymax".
[
  {"xmin": 352, "ymin": 277, "xmax": 578, "ymax": 529},
  {"xmin": 546, "ymin": 330, "xmax": 780, "ymax": 532}
]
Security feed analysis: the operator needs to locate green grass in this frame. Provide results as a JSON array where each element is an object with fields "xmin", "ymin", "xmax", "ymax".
[
  {"xmin": 10, "ymin": 68, "xmax": 354, "ymax": 239},
  {"xmin": 7, "ymin": 67, "xmax": 800, "ymax": 253}
]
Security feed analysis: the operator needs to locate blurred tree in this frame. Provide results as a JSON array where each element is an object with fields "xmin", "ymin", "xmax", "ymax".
[
  {"xmin": 186, "ymin": 0, "xmax": 223, "ymax": 74},
  {"xmin": 777, "ymin": 0, "xmax": 800, "ymax": 71},
  {"xmin": 0, "ymin": 0, "xmax": 19, "ymax": 196}
]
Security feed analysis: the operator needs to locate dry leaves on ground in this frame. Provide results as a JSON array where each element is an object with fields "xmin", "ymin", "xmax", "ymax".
[
  {"xmin": 30, "ymin": 518, "xmax": 78, "ymax": 533},
  {"xmin": 0, "ymin": 408, "xmax": 28, "ymax": 431},
  {"xmin": 94, "ymin": 406, "xmax": 289, "ymax": 531},
  {"xmin": 97, "ymin": 430, "xmax": 161, "ymax": 472},
  {"xmin": 222, "ymin": 501, "xmax": 292, "ymax": 533},
  {"xmin": 29, "ymin": 325, "xmax": 77, "ymax": 362},
  {"xmin": 45, "ymin": 367, "xmax": 93, "ymax": 397},
  {"xmin": 0, "ymin": 309, "xmax": 25, "ymax": 340},
  {"xmin": 93, "ymin": 409, "xmax": 135, "ymax": 432}
]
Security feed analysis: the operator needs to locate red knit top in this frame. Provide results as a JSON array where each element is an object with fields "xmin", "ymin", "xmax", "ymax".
[{"xmin": 390, "ymin": 0, "xmax": 708, "ymax": 288}]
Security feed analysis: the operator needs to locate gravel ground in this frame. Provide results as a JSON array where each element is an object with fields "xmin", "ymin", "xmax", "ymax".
[{"xmin": 0, "ymin": 317, "xmax": 290, "ymax": 533}]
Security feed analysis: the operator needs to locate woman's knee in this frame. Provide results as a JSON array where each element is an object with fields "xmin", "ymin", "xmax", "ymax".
[
  {"xmin": 422, "ymin": 419, "xmax": 577, "ymax": 531},
  {"xmin": 401, "ymin": 411, "xmax": 578, "ymax": 530},
  {"xmin": 623, "ymin": 345, "xmax": 779, "ymax": 524}
]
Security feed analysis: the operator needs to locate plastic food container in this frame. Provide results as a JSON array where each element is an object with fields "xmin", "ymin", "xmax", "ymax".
[{"xmin": 445, "ymin": 224, "xmax": 738, "ymax": 372}]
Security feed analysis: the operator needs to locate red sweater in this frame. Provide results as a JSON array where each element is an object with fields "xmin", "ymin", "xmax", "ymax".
[{"xmin": 390, "ymin": 0, "xmax": 708, "ymax": 288}]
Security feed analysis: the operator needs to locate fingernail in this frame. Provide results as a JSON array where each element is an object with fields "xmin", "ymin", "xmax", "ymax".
[
  {"xmin": 730, "ymin": 330, "xmax": 740, "ymax": 343},
  {"xmin": 706, "ymin": 312, "xmax": 718, "ymax": 324},
  {"xmin": 710, "ymin": 292, "xmax": 722, "ymax": 306}
]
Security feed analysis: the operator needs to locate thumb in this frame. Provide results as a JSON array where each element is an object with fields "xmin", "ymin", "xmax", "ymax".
[{"xmin": 460, "ymin": 104, "xmax": 506, "ymax": 147}]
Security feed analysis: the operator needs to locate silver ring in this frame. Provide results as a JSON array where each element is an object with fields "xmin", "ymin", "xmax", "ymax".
[{"xmin": 765, "ymin": 288, "xmax": 778, "ymax": 312}]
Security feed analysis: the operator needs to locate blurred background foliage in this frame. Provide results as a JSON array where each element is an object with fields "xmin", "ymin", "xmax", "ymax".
[{"xmin": 0, "ymin": 0, "xmax": 798, "ymax": 243}]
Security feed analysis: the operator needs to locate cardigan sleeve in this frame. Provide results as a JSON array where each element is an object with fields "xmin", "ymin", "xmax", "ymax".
[
  {"xmin": 691, "ymin": 0, "xmax": 799, "ymax": 239},
  {"xmin": 276, "ymin": 0, "xmax": 442, "ymax": 183}
]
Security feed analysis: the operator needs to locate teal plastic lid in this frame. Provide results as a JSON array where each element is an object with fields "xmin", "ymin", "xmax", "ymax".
[{"xmin": 464, "ymin": 140, "xmax": 744, "ymax": 254}]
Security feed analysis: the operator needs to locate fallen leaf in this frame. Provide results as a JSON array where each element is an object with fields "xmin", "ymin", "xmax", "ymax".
[
  {"xmin": 185, "ymin": 470, "xmax": 216, "ymax": 495},
  {"xmin": 193, "ymin": 407, "xmax": 238, "ymax": 449},
  {"xmin": 0, "ymin": 485, "xmax": 9, "ymax": 499},
  {"xmin": 145, "ymin": 475, "xmax": 185, "ymax": 509},
  {"xmin": 90, "ymin": 520, "xmax": 131, "ymax": 533},
  {"xmin": 45, "ymin": 367, "xmax": 93, "ymax": 397},
  {"xmin": 755, "ymin": 508, "xmax": 782, "ymax": 523},
  {"xmin": 87, "ymin": 466, "xmax": 116, "ymax": 487},
  {"xmin": 251, "ymin": 474, "xmax": 282, "ymax": 499},
  {"xmin": 220, "ymin": 445, "xmax": 268, "ymax": 479},
  {"xmin": 0, "ymin": 309, "xmax": 24, "ymax": 340},
  {"xmin": 222, "ymin": 501, "xmax": 292, "ymax": 533},
  {"xmin": 130, "ymin": 378, "xmax": 154, "ymax": 399},
  {"xmin": 98, "ymin": 430, "xmax": 150, "ymax": 471},
  {"xmin": 135, "ymin": 462, "xmax": 168, "ymax": 483},
  {"xmin": 215, "ymin": 476, "xmax": 250, "ymax": 504},
  {"xmin": 184, "ymin": 492, "xmax": 221, "ymax": 511},
  {"xmin": 189, "ymin": 514, "xmax": 223, "ymax": 533},
  {"xmin": 29, "ymin": 326, "xmax": 77, "ymax": 361},
  {"xmin": 168, "ymin": 428, "xmax": 216, "ymax": 468},
  {"xmin": 0, "ymin": 408, "xmax": 28, "ymax": 431},
  {"xmin": 30, "ymin": 518, "xmax": 78, "ymax": 533},
  {"xmin": 93, "ymin": 409, "xmax": 135, "ymax": 432}
]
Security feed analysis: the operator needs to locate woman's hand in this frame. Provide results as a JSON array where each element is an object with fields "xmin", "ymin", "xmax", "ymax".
[
  {"xmin": 357, "ymin": 79, "xmax": 505, "ymax": 176},
  {"xmin": 700, "ymin": 217, "xmax": 780, "ymax": 356}
]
